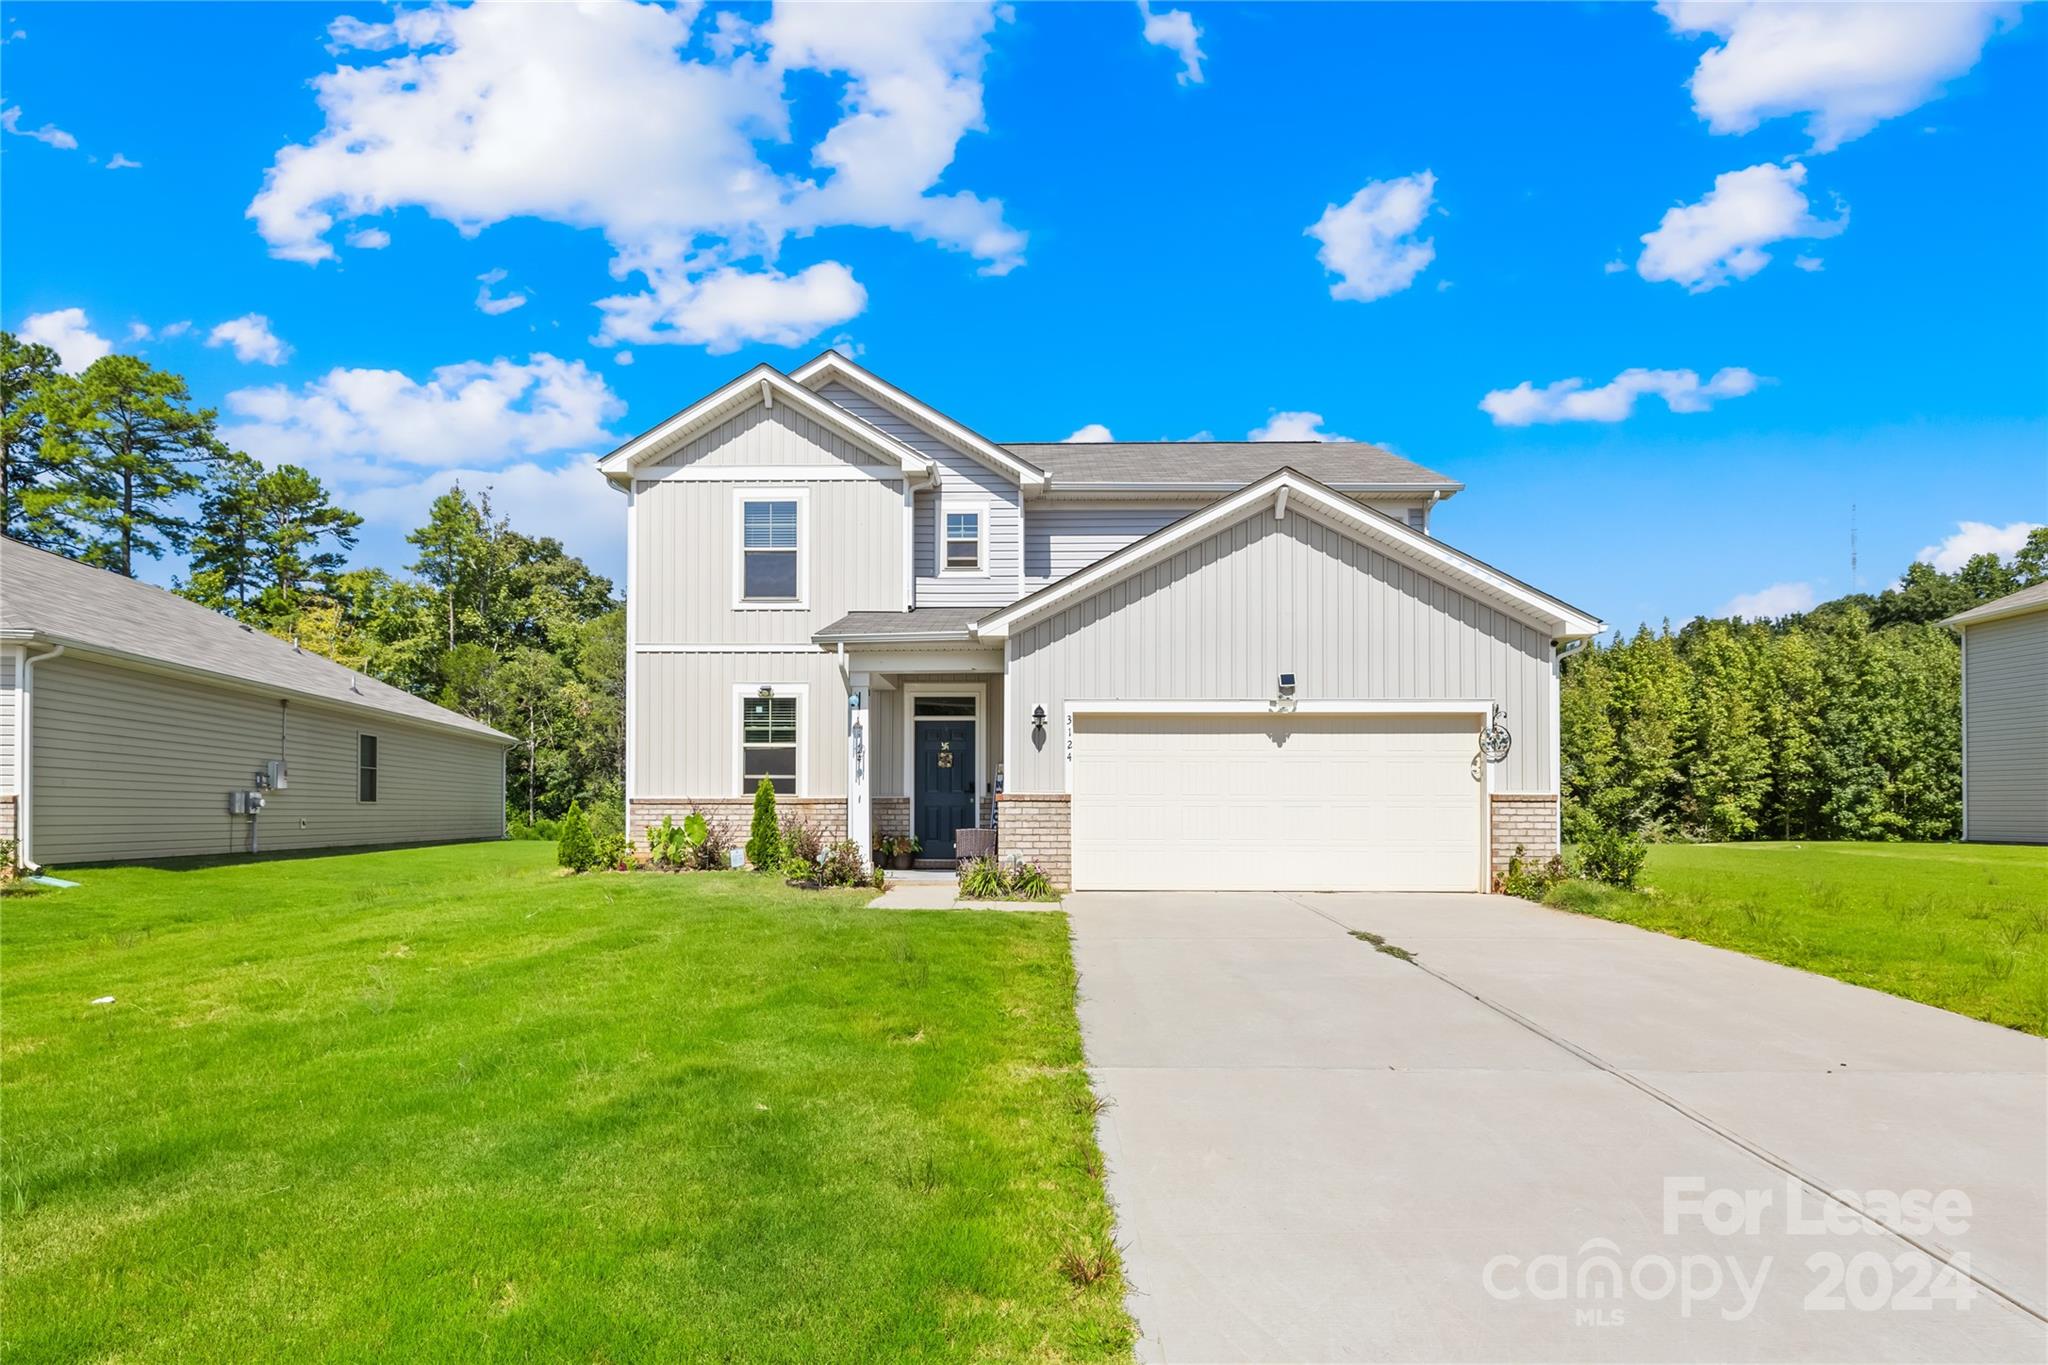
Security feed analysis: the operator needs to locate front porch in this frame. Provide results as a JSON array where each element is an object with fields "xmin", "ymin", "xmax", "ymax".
[{"xmin": 841, "ymin": 643, "xmax": 1006, "ymax": 869}]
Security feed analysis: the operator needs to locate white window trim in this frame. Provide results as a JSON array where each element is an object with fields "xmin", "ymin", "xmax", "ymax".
[
  {"xmin": 903, "ymin": 683, "xmax": 987, "ymax": 830},
  {"xmin": 732, "ymin": 682, "xmax": 810, "ymax": 797},
  {"xmin": 732, "ymin": 487, "xmax": 809, "ymax": 611},
  {"xmin": 936, "ymin": 496, "xmax": 990, "ymax": 578},
  {"xmin": 356, "ymin": 731, "xmax": 379, "ymax": 804}
]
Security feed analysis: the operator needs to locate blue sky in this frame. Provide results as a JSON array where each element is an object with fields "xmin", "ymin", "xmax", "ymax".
[{"xmin": 4, "ymin": 1, "xmax": 2044, "ymax": 630}]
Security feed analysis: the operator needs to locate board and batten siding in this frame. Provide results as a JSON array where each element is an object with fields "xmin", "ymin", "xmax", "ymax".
[
  {"xmin": 1963, "ymin": 611, "xmax": 2048, "ymax": 844},
  {"xmin": 29, "ymin": 654, "xmax": 506, "ymax": 865},
  {"xmin": 812, "ymin": 381, "xmax": 1024, "ymax": 607},
  {"xmin": 1004, "ymin": 508, "xmax": 1555, "ymax": 795},
  {"xmin": 647, "ymin": 400, "xmax": 892, "ymax": 472},
  {"xmin": 633, "ymin": 649, "xmax": 846, "ymax": 799}
]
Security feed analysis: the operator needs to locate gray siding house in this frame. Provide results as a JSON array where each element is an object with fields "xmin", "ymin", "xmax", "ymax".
[
  {"xmin": 604, "ymin": 354, "xmax": 1602, "ymax": 891},
  {"xmin": 1946, "ymin": 581, "xmax": 2048, "ymax": 845},
  {"xmin": 1, "ymin": 539, "xmax": 514, "ymax": 867}
]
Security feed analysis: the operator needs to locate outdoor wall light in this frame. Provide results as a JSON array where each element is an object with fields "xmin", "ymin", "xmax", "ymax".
[
  {"xmin": 757, "ymin": 685, "xmax": 774, "ymax": 699},
  {"xmin": 1031, "ymin": 705, "xmax": 1047, "ymax": 740},
  {"xmin": 1271, "ymin": 674, "xmax": 1298, "ymax": 714}
]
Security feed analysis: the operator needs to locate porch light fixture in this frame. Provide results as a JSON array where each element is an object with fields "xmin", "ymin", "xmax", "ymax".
[
  {"xmin": 1031, "ymin": 706, "xmax": 1047, "ymax": 740},
  {"xmin": 757, "ymin": 685, "xmax": 774, "ymax": 699}
]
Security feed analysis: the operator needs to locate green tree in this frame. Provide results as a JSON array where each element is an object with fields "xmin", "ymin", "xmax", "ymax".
[
  {"xmin": 747, "ymin": 778, "xmax": 781, "ymax": 869},
  {"xmin": 1684, "ymin": 623, "xmax": 1771, "ymax": 840},
  {"xmin": 1605, "ymin": 624, "xmax": 1693, "ymax": 833},
  {"xmin": 0, "ymin": 331, "xmax": 72, "ymax": 550},
  {"xmin": 407, "ymin": 484, "xmax": 487, "ymax": 648},
  {"xmin": 40, "ymin": 354, "xmax": 226, "ymax": 575},
  {"xmin": 184, "ymin": 451, "xmax": 270, "ymax": 612},
  {"xmin": 2013, "ymin": 528, "xmax": 2048, "ymax": 587}
]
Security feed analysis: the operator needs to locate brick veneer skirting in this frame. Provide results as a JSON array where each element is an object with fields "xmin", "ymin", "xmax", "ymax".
[
  {"xmin": 873, "ymin": 797, "xmax": 911, "ymax": 842},
  {"xmin": 1490, "ymin": 793, "xmax": 1559, "ymax": 874},
  {"xmin": 630, "ymin": 797, "xmax": 847, "ymax": 854},
  {"xmin": 0, "ymin": 794, "xmax": 16, "ymax": 847},
  {"xmin": 997, "ymin": 793, "xmax": 1071, "ymax": 889}
]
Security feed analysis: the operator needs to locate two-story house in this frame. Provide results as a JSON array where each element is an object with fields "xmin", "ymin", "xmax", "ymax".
[{"xmin": 601, "ymin": 353, "xmax": 1602, "ymax": 891}]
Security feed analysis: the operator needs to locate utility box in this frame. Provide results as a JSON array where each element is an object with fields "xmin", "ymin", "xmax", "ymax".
[
  {"xmin": 266, "ymin": 759, "xmax": 288, "ymax": 791},
  {"xmin": 228, "ymin": 790, "xmax": 247, "ymax": 815},
  {"xmin": 246, "ymin": 790, "xmax": 266, "ymax": 813}
]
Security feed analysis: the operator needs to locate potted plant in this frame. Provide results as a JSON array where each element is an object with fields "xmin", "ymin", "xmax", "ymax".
[{"xmin": 885, "ymin": 835, "xmax": 919, "ymax": 870}]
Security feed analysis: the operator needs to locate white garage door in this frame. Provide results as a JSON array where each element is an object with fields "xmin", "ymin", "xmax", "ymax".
[{"xmin": 1069, "ymin": 711, "xmax": 1486, "ymax": 892}]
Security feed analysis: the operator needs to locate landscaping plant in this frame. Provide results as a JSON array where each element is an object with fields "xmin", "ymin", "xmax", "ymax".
[
  {"xmin": 555, "ymin": 801, "xmax": 598, "ymax": 873},
  {"xmin": 745, "ymin": 778, "xmax": 780, "ymax": 869},
  {"xmin": 958, "ymin": 855, "xmax": 1058, "ymax": 902},
  {"xmin": 1576, "ymin": 824, "xmax": 1648, "ymax": 889}
]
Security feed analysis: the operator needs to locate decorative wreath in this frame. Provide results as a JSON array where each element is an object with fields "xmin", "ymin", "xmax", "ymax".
[{"xmin": 1479, "ymin": 704, "xmax": 1513, "ymax": 764}]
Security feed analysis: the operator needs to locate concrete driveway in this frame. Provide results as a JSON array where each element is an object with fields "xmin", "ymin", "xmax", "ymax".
[{"xmin": 1068, "ymin": 891, "xmax": 2048, "ymax": 1363}]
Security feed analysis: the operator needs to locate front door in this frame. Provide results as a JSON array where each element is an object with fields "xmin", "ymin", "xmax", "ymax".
[{"xmin": 914, "ymin": 719, "xmax": 977, "ymax": 859}]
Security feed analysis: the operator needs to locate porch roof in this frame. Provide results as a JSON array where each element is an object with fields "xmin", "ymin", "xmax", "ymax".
[{"xmin": 813, "ymin": 607, "xmax": 987, "ymax": 645}]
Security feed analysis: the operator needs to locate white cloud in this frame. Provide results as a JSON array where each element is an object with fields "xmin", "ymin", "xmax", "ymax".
[
  {"xmin": 1481, "ymin": 367, "xmax": 1760, "ymax": 426},
  {"xmin": 1794, "ymin": 254, "xmax": 1825, "ymax": 272},
  {"xmin": 1637, "ymin": 161, "xmax": 1845, "ymax": 291},
  {"xmin": 612, "ymin": 350, "xmax": 635, "ymax": 366},
  {"xmin": 475, "ymin": 268, "xmax": 529, "ymax": 316},
  {"xmin": 1662, "ymin": 1, "xmax": 2015, "ymax": 152},
  {"xmin": 350, "ymin": 456, "xmax": 623, "ymax": 582},
  {"xmin": 206, "ymin": 313, "xmax": 292, "ymax": 365},
  {"xmin": 1719, "ymin": 581, "xmax": 1816, "ymax": 620},
  {"xmin": 1915, "ymin": 520, "xmax": 2044, "ymax": 573},
  {"xmin": 1137, "ymin": 2, "xmax": 1204, "ymax": 85},
  {"xmin": 248, "ymin": 1, "xmax": 1021, "ymax": 353},
  {"xmin": 126, "ymin": 321, "xmax": 151, "ymax": 342},
  {"xmin": 1, "ymin": 104, "xmax": 77, "ymax": 149},
  {"xmin": 221, "ymin": 354, "xmax": 623, "ymax": 483},
  {"xmin": 1603, "ymin": 259, "xmax": 1629, "ymax": 275},
  {"xmin": 596, "ymin": 262, "xmax": 864, "ymax": 354},
  {"xmin": 19, "ymin": 307, "xmax": 111, "ymax": 371},
  {"xmin": 1063, "ymin": 423, "xmax": 1114, "ymax": 443},
  {"xmin": 1250, "ymin": 411, "xmax": 1346, "ymax": 442},
  {"xmin": 345, "ymin": 226, "xmax": 391, "ymax": 250},
  {"xmin": 1307, "ymin": 171, "xmax": 1436, "ymax": 303},
  {"xmin": 106, "ymin": 152, "xmax": 142, "ymax": 170}
]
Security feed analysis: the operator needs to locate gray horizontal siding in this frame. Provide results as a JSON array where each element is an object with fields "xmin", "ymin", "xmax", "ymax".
[
  {"xmin": 816, "ymin": 382, "xmax": 1022, "ymax": 606},
  {"xmin": 1, "ymin": 650, "xmax": 16, "ymax": 793},
  {"xmin": 30, "ymin": 654, "xmax": 505, "ymax": 865},
  {"xmin": 1023, "ymin": 506, "xmax": 1190, "ymax": 591},
  {"xmin": 1005, "ymin": 508, "xmax": 1554, "ymax": 795},
  {"xmin": 1964, "ymin": 613, "xmax": 2047, "ymax": 844}
]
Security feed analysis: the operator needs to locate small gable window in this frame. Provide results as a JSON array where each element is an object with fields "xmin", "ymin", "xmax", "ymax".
[
  {"xmin": 944, "ymin": 510, "xmax": 982, "ymax": 572},
  {"xmin": 357, "ymin": 734, "xmax": 378, "ymax": 803}
]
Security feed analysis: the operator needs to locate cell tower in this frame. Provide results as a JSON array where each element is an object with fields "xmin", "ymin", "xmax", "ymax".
[{"xmin": 1850, "ymin": 503, "xmax": 1858, "ymax": 589}]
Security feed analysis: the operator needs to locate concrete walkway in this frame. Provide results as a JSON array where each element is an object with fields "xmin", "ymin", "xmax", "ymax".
[{"xmin": 1067, "ymin": 891, "xmax": 2048, "ymax": 1364}]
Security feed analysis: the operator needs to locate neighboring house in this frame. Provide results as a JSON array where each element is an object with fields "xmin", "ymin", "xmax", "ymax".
[
  {"xmin": 1945, "ymin": 581, "xmax": 2048, "ymax": 846},
  {"xmin": 603, "ymin": 354, "xmax": 1603, "ymax": 892},
  {"xmin": 0, "ymin": 538, "xmax": 515, "ymax": 867}
]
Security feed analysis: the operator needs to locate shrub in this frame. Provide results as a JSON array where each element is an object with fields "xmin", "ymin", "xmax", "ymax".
[
  {"xmin": 818, "ymin": 839, "xmax": 866, "ymax": 887},
  {"xmin": 691, "ymin": 814, "xmax": 732, "ymax": 870},
  {"xmin": 585, "ymin": 793, "xmax": 626, "ymax": 844},
  {"xmin": 1577, "ymin": 824, "xmax": 1648, "ymax": 890},
  {"xmin": 746, "ymin": 779, "xmax": 781, "ymax": 869},
  {"xmin": 0, "ymin": 838, "xmax": 17, "ymax": 883},
  {"xmin": 647, "ymin": 814, "xmax": 700, "ymax": 870},
  {"xmin": 556, "ymin": 802, "xmax": 598, "ymax": 872},
  {"xmin": 1006, "ymin": 861, "xmax": 1056, "ymax": 901},
  {"xmin": 958, "ymin": 855, "xmax": 1058, "ymax": 901},
  {"xmin": 779, "ymin": 815, "xmax": 823, "ymax": 868},
  {"xmin": 594, "ymin": 830, "xmax": 631, "ymax": 871},
  {"xmin": 1493, "ymin": 845, "xmax": 1569, "ymax": 900},
  {"xmin": 508, "ymin": 817, "xmax": 559, "ymax": 842}
]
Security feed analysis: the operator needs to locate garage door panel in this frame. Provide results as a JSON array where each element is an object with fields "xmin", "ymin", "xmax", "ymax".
[{"xmin": 1070, "ymin": 712, "xmax": 1485, "ymax": 892}]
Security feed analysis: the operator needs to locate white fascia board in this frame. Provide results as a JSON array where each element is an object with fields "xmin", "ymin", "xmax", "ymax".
[
  {"xmin": 600, "ymin": 365, "xmax": 934, "ymax": 484},
  {"xmin": 976, "ymin": 468, "xmax": 1603, "ymax": 642},
  {"xmin": 790, "ymin": 352, "xmax": 1048, "ymax": 489},
  {"xmin": 1033, "ymin": 481, "xmax": 1465, "ymax": 498}
]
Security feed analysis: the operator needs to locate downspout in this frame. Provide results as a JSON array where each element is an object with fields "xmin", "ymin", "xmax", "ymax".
[{"xmin": 17, "ymin": 643, "xmax": 65, "ymax": 871}]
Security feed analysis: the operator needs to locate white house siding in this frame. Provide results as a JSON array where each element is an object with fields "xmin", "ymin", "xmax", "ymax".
[
  {"xmin": 1963, "ymin": 612, "xmax": 2048, "ymax": 844},
  {"xmin": 633, "ymin": 649, "xmax": 845, "ymax": 800},
  {"xmin": 1004, "ymin": 509, "xmax": 1555, "ymax": 795},
  {"xmin": 647, "ymin": 401, "xmax": 890, "ymax": 472},
  {"xmin": 0, "ymin": 648, "xmax": 17, "ymax": 793},
  {"xmin": 865, "ymin": 673, "xmax": 1005, "ymax": 802},
  {"xmin": 1024, "ymin": 506, "xmax": 1192, "ymax": 592},
  {"xmin": 813, "ymin": 381, "xmax": 1024, "ymax": 607},
  {"xmin": 29, "ymin": 654, "xmax": 506, "ymax": 865}
]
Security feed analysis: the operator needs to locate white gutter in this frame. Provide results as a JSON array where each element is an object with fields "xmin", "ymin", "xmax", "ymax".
[{"xmin": 17, "ymin": 642, "xmax": 64, "ymax": 870}]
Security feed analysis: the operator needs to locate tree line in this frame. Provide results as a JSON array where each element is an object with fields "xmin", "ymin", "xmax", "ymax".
[
  {"xmin": 2, "ymin": 332, "xmax": 623, "ymax": 828},
  {"xmin": 1562, "ymin": 534, "xmax": 2047, "ymax": 844}
]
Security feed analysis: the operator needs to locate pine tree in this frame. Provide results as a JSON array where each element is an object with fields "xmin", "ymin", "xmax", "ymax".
[
  {"xmin": 185, "ymin": 451, "xmax": 269, "ymax": 613},
  {"xmin": 746, "ymin": 778, "xmax": 781, "ymax": 870},
  {"xmin": 407, "ymin": 484, "xmax": 486, "ymax": 648},
  {"xmin": 0, "ymin": 331, "xmax": 72, "ymax": 550}
]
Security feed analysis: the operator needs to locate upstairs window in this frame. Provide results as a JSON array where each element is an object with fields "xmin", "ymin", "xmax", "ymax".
[
  {"xmin": 357, "ymin": 734, "xmax": 378, "ymax": 803},
  {"xmin": 741, "ymin": 498, "xmax": 800, "ymax": 602},
  {"xmin": 741, "ymin": 693, "xmax": 799, "ymax": 794},
  {"xmin": 944, "ymin": 510, "xmax": 982, "ymax": 572}
]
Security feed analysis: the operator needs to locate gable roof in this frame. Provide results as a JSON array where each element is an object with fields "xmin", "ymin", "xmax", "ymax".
[
  {"xmin": 0, "ymin": 539, "xmax": 514, "ymax": 743},
  {"xmin": 790, "ymin": 351, "xmax": 1049, "ymax": 488},
  {"xmin": 1943, "ymin": 579, "xmax": 2048, "ymax": 628},
  {"xmin": 598, "ymin": 364, "xmax": 935, "ymax": 484},
  {"xmin": 1003, "ymin": 440, "xmax": 1462, "ymax": 495},
  {"xmin": 813, "ymin": 607, "xmax": 989, "ymax": 644},
  {"xmin": 974, "ymin": 467, "xmax": 1602, "ymax": 642}
]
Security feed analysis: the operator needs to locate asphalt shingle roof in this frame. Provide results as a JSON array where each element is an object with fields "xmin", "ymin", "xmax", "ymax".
[
  {"xmin": 1943, "ymin": 578, "xmax": 2048, "ymax": 627},
  {"xmin": 1000, "ymin": 440, "xmax": 1460, "ymax": 490},
  {"xmin": 813, "ymin": 607, "xmax": 987, "ymax": 642},
  {"xmin": 1, "ymin": 538, "xmax": 513, "ymax": 742}
]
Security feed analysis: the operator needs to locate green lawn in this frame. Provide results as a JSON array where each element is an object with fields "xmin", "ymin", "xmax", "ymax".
[
  {"xmin": 1544, "ymin": 842, "xmax": 2048, "ymax": 1035},
  {"xmin": 0, "ymin": 843, "xmax": 1133, "ymax": 1362}
]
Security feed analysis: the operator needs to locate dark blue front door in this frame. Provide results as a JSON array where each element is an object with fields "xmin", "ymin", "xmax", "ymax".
[{"xmin": 915, "ymin": 720, "xmax": 976, "ymax": 859}]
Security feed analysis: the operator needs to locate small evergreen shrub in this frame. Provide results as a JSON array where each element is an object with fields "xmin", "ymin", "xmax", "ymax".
[
  {"xmin": 556, "ymin": 802, "xmax": 598, "ymax": 872},
  {"xmin": 1577, "ymin": 824, "xmax": 1648, "ymax": 889},
  {"xmin": 746, "ymin": 779, "xmax": 781, "ymax": 869}
]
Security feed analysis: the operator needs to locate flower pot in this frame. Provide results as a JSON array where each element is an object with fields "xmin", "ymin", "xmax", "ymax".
[{"xmin": 891, "ymin": 853, "xmax": 913, "ymax": 870}]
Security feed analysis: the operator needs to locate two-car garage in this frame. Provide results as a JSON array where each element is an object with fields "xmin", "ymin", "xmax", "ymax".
[{"xmin": 1067, "ymin": 708, "xmax": 1490, "ymax": 892}]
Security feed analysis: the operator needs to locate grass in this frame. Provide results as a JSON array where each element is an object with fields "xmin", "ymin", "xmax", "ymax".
[
  {"xmin": 1542, "ymin": 842, "xmax": 2048, "ymax": 1035},
  {"xmin": 0, "ymin": 842, "xmax": 1133, "ymax": 1361}
]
